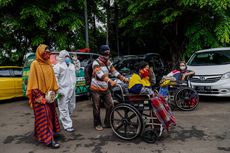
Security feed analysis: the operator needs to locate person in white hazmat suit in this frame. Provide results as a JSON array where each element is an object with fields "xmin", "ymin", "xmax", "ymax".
[{"xmin": 53, "ymin": 50, "xmax": 76, "ymax": 132}]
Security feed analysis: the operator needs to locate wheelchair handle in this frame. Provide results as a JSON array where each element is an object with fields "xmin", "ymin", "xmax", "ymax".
[{"xmin": 114, "ymin": 83, "xmax": 125, "ymax": 102}]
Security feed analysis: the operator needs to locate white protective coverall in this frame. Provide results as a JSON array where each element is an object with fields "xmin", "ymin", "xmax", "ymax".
[{"xmin": 53, "ymin": 50, "xmax": 76, "ymax": 130}]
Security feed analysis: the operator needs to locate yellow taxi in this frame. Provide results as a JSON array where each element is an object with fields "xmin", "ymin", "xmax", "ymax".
[{"xmin": 0, "ymin": 66, "xmax": 23, "ymax": 100}]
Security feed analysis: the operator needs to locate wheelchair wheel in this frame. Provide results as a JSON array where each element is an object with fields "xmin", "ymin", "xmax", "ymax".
[
  {"xmin": 142, "ymin": 130, "xmax": 157, "ymax": 143},
  {"xmin": 110, "ymin": 103, "xmax": 143, "ymax": 140},
  {"xmin": 174, "ymin": 87, "xmax": 199, "ymax": 111}
]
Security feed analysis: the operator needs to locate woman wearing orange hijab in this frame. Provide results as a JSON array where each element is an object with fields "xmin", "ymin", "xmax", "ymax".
[{"xmin": 26, "ymin": 44, "xmax": 60, "ymax": 148}]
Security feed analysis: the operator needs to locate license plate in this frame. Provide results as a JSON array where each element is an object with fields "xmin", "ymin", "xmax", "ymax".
[
  {"xmin": 195, "ymin": 86, "xmax": 211, "ymax": 91},
  {"xmin": 76, "ymin": 77, "xmax": 85, "ymax": 81}
]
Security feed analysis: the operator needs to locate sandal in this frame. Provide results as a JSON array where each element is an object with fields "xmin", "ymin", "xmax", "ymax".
[
  {"xmin": 95, "ymin": 125, "xmax": 103, "ymax": 131},
  {"xmin": 65, "ymin": 127, "xmax": 75, "ymax": 132},
  {"xmin": 48, "ymin": 141, "xmax": 60, "ymax": 149}
]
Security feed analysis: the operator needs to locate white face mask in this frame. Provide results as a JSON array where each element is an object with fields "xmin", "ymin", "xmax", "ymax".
[{"xmin": 180, "ymin": 66, "xmax": 186, "ymax": 70}]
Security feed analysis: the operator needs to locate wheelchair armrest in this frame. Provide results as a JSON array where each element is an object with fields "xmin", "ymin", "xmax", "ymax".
[{"xmin": 124, "ymin": 93, "xmax": 151, "ymax": 101}]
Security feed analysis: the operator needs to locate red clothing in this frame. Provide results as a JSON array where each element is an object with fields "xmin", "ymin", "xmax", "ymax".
[
  {"xmin": 32, "ymin": 89, "xmax": 60, "ymax": 145},
  {"xmin": 151, "ymin": 96, "xmax": 176, "ymax": 130}
]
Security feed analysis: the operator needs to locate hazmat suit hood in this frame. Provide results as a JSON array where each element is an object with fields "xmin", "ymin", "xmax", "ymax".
[{"xmin": 59, "ymin": 50, "xmax": 70, "ymax": 63}]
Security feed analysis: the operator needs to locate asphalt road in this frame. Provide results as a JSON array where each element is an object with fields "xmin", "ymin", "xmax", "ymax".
[{"xmin": 0, "ymin": 96, "xmax": 230, "ymax": 153}]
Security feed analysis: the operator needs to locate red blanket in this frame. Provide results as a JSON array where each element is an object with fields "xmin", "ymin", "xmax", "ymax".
[{"xmin": 151, "ymin": 96, "xmax": 176, "ymax": 130}]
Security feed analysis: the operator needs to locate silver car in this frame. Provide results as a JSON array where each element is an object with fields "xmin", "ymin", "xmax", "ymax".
[{"xmin": 187, "ymin": 48, "xmax": 230, "ymax": 97}]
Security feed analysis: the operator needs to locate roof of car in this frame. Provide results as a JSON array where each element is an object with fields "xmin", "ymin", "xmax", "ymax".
[
  {"xmin": 51, "ymin": 51, "xmax": 99, "ymax": 56},
  {"xmin": 143, "ymin": 53, "xmax": 160, "ymax": 55},
  {"xmin": 0, "ymin": 66, "xmax": 22, "ymax": 69},
  {"xmin": 196, "ymin": 47, "xmax": 230, "ymax": 53}
]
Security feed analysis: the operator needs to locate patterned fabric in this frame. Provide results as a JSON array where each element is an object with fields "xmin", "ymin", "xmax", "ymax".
[
  {"xmin": 167, "ymin": 69, "xmax": 193, "ymax": 81},
  {"xmin": 26, "ymin": 44, "xmax": 58, "ymax": 107},
  {"xmin": 90, "ymin": 58, "xmax": 121, "ymax": 92},
  {"xmin": 32, "ymin": 89, "xmax": 60, "ymax": 145},
  {"xmin": 151, "ymin": 96, "xmax": 176, "ymax": 130}
]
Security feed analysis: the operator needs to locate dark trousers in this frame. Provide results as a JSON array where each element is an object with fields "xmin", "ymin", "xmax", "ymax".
[{"xmin": 90, "ymin": 90, "xmax": 114, "ymax": 127}]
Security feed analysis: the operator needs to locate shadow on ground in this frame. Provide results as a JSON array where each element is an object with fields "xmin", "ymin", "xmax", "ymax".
[{"xmin": 199, "ymin": 96, "xmax": 229, "ymax": 103}]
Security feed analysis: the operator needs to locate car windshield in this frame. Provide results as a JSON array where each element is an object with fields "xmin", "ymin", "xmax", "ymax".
[
  {"xmin": 114, "ymin": 58, "xmax": 143, "ymax": 75},
  {"xmin": 76, "ymin": 54, "xmax": 98, "ymax": 67},
  {"xmin": 145, "ymin": 55, "xmax": 164, "ymax": 69},
  {"xmin": 187, "ymin": 50, "xmax": 230, "ymax": 66}
]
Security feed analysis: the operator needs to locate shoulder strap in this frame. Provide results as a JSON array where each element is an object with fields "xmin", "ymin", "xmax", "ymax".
[{"xmin": 96, "ymin": 59, "xmax": 110, "ymax": 72}]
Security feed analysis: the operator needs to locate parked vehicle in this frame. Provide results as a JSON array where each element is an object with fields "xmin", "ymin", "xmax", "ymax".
[
  {"xmin": 22, "ymin": 52, "xmax": 99, "ymax": 97},
  {"xmin": 22, "ymin": 53, "xmax": 35, "ymax": 96},
  {"xmin": 113, "ymin": 53, "xmax": 168, "ymax": 85},
  {"xmin": 142, "ymin": 53, "xmax": 168, "ymax": 84},
  {"xmin": 0, "ymin": 66, "xmax": 23, "ymax": 100},
  {"xmin": 187, "ymin": 47, "xmax": 230, "ymax": 97}
]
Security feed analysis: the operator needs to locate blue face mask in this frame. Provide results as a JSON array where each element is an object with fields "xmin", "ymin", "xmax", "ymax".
[{"xmin": 65, "ymin": 57, "xmax": 71, "ymax": 65}]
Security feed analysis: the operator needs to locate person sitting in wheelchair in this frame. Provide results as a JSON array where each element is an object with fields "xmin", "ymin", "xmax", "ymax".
[
  {"xmin": 167, "ymin": 60, "xmax": 195, "ymax": 81},
  {"xmin": 158, "ymin": 60, "xmax": 195, "ymax": 97},
  {"xmin": 128, "ymin": 61, "xmax": 154, "ymax": 96},
  {"xmin": 128, "ymin": 61, "xmax": 176, "ymax": 130}
]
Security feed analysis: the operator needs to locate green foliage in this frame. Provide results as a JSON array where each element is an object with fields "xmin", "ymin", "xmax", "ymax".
[
  {"xmin": 31, "ymin": 36, "xmax": 44, "ymax": 46},
  {"xmin": 117, "ymin": 0, "xmax": 230, "ymax": 64},
  {"xmin": 2, "ymin": 0, "xmax": 230, "ymax": 66},
  {"xmin": 20, "ymin": 5, "xmax": 51, "ymax": 29},
  {"xmin": 184, "ymin": 24, "xmax": 219, "ymax": 59},
  {"xmin": 0, "ymin": 0, "xmax": 88, "ymax": 65},
  {"xmin": 0, "ymin": 0, "xmax": 13, "ymax": 7},
  {"xmin": 160, "ymin": 9, "xmax": 182, "ymax": 24},
  {"xmin": 215, "ymin": 16, "xmax": 230, "ymax": 44},
  {"xmin": 179, "ymin": 0, "xmax": 230, "ymax": 11},
  {"xmin": 52, "ymin": 1, "xmax": 69, "ymax": 13}
]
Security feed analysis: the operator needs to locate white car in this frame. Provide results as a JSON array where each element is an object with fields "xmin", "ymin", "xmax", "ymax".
[{"xmin": 187, "ymin": 47, "xmax": 230, "ymax": 97}]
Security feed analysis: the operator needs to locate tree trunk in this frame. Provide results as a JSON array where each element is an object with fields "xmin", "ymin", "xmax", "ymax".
[{"xmin": 114, "ymin": 2, "xmax": 120, "ymax": 56}]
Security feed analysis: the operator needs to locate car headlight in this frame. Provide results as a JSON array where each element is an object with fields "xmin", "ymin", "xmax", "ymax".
[{"xmin": 221, "ymin": 72, "xmax": 230, "ymax": 80}]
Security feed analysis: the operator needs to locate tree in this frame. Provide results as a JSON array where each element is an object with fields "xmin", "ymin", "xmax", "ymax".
[
  {"xmin": 116, "ymin": 0, "xmax": 230, "ymax": 66},
  {"xmin": 0, "ymin": 0, "xmax": 85, "ymax": 65}
]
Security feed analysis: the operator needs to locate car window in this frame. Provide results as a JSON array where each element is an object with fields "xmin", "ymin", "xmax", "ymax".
[
  {"xmin": 188, "ymin": 50, "xmax": 230, "ymax": 66},
  {"xmin": 115, "ymin": 58, "xmax": 143, "ymax": 74},
  {"xmin": 77, "ymin": 54, "xmax": 99, "ymax": 67},
  {"xmin": 13, "ymin": 68, "xmax": 22, "ymax": 77},
  {"xmin": 145, "ymin": 54, "xmax": 164, "ymax": 69},
  {"xmin": 0, "ymin": 69, "xmax": 11, "ymax": 77}
]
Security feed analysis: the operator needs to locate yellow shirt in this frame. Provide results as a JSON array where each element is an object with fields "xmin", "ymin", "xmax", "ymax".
[
  {"xmin": 128, "ymin": 73, "xmax": 142, "ymax": 89},
  {"xmin": 141, "ymin": 77, "xmax": 151, "ymax": 87}
]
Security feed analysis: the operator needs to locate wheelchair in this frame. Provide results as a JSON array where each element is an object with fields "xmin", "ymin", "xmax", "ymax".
[
  {"xmin": 159, "ymin": 77, "xmax": 199, "ymax": 111},
  {"xmin": 110, "ymin": 84, "xmax": 164, "ymax": 143}
]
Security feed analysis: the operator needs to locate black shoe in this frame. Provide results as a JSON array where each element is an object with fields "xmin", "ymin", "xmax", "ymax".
[
  {"xmin": 65, "ymin": 127, "xmax": 75, "ymax": 132},
  {"xmin": 48, "ymin": 141, "xmax": 60, "ymax": 149}
]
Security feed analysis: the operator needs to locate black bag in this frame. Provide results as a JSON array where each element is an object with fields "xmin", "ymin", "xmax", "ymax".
[{"xmin": 84, "ymin": 59, "xmax": 99, "ymax": 85}]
